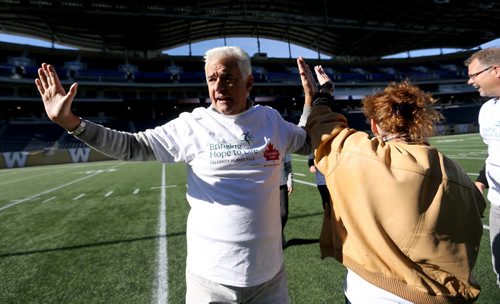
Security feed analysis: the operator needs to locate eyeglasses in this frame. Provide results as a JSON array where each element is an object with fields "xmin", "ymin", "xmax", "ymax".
[{"xmin": 468, "ymin": 66, "xmax": 493, "ymax": 80}]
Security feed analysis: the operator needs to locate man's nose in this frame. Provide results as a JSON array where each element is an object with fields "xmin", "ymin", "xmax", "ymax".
[{"xmin": 214, "ymin": 78, "xmax": 226, "ymax": 91}]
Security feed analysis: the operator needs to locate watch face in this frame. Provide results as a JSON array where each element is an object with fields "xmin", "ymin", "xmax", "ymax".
[{"xmin": 321, "ymin": 81, "xmax": 334, "ymax": 89}]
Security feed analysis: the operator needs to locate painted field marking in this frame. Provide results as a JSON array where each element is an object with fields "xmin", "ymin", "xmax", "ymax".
[
  {"xmin": 150, "ymin": 185, "xmax": 176, "ymax": 190},
  {"xmin": 294, "ymin": 179, "xmax": 317, "ymax": 187},
  {"xmin": 73, "ymin": 194, "xmax": 85, "ymax": 201},
  {"xmin": 42, "ymin": 196, "xmax": 56, "ymax": 203},
  {"xmin": 0, "ymin": 163, "xmax": 125, "ymax": 212},
  {"xmin": 153, "ymin": 163, "xmax": 168, "ymax": 304}
]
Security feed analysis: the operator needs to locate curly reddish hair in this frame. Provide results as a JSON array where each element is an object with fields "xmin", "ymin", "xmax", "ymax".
[{"xmin": 361, "ymin": 81, "xmax": 443, "ymax": 144}]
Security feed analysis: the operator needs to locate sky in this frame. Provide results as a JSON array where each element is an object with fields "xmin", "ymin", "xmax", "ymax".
[
  {"xmin": 0, "ymin": 32, "xmax": 499, "ymax": 59},
  {"xmin": 162, "ymin": 37, "xmax": 500, "ymax": 59}
]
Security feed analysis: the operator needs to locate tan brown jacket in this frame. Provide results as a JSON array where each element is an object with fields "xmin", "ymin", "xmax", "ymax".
[{"xmin": 306, "ymin": 104, "xmax": 486, "ymax": 303}]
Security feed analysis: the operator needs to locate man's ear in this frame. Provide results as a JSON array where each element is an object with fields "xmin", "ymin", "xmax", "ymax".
[
  {"xmin": 246, "ymin": 75, "xmax": 254, "ymax": 91},
  {"xmin": 370, "ymin": 119, "xmax": 379, "ymax": 135}
]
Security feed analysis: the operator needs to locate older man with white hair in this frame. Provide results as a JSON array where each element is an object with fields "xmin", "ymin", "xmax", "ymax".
[{"xmin": 35, "ymin": 46, "xmax": 312, "ymax": 303}]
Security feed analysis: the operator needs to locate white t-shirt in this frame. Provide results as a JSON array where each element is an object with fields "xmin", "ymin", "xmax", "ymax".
[
  {"xmin": 144, "ymin": 104, "xmax": 307, "ymax": 286},
  {"xmin": 344, "ymin": 270, "xmax": 413, "ymax": 304},
  {"xmin": 479, "ymin": 98, "xmax": 500, "ymax": 207}
]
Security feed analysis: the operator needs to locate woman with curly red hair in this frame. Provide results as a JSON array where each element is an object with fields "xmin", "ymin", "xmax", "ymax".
[
  {"xmin": 361, "ymin": 81, "xmax": 443, "ymax": 145},
  {"xmin": 297, "ymin": 56, "xmax": 486, "ymax": 303}
]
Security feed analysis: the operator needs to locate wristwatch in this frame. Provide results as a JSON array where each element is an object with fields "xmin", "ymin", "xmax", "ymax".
[{"xmin": 67, "ymin": 118, "xmax": 86, "ymax": 136}]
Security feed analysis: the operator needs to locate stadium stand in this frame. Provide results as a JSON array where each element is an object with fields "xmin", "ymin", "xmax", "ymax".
[{"xmin": 0, "ymin": 42, "xmax": 487, "ymax": 155}]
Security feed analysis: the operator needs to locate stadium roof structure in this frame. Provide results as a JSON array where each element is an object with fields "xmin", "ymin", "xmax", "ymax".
[{"xmin": 0, "ymin": 0, "xmax": 498, "ymax": 58}]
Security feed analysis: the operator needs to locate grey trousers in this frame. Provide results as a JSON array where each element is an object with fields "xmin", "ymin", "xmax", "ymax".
[
  {"xmin": 490, "ymin": 203, "xmax": 500, "ymax": 287},
  {"xmin": 185, "ymin": 264, "xmax": 289, "ymax": 304}
]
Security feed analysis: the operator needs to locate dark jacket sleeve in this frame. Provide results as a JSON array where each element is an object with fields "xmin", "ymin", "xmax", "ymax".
[
  {"xmin": 308, "ymin": 157, "xmax": 315, "ymax": 167},
  {"xmin": 306, "ymin": 92, "xmax": 349, "ymax": 150},
  {"xmin": 476, "ymin": 163, "xmax": 489, "ymax": 188}
]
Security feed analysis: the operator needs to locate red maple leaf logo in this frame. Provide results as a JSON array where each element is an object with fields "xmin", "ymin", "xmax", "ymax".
[{"xmin": 263, "ymin": 143, "xmax": 280, "ymax": 161}]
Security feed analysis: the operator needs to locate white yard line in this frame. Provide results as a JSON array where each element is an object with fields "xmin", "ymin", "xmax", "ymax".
[
  {"xmin": 0, "ymin": 169, "xmax": 68, "ymax": 186},
  {"xmin": 293, "ymin": 158, "xmax": 308, "ymax": 162},
  {"xmin": 150, "ymin": 185, "xmax": 176, "ymax": 190},
  {"xmin": 448, "ymin": 157, "xmax": 487, "ymax": 160},
  {"xmin": 0, "ymin": 168, "xmax": 115, "ymax": 212},
  {"xmin": 153, "ymin": 163, "xmax": 168, "ymax": 304},
  {"xmin": 293, "ymin": 179, "xmax": 317, "ymax": 187},
  {"xmin": 0, "ymin": 163, "xmax": 125, "ymax": 212},
  {"xmin": 42, "ymin": 196, "xmax": 56, "ymax": 203},
  {"xmin": 73, "ymin": 193, "xmax": 86, "ymax": 201},
  {"xmin": 0, "ymin": 162, "xmax": 122, "ymax": 186}
]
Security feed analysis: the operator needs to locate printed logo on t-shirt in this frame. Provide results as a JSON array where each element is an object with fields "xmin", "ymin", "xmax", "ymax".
[
  {"xmin": 482, "ymin": 122, "xmax": 500, "ymax": 139},
  {"xmin": 239, "ymin": 131, "xmax": 254, "ymax": 146},
  {"xmin": 263, "ymin": 143, "xmax": 280, "ymax": 161},
  {"xmin": 208, "ymin": 141, "xmax": 259, "ymax": 165}
]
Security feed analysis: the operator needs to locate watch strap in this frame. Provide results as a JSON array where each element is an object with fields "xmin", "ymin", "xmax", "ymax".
[{"xmin": 67, "ymin": 118, "xmax": 86, "ymax": 136}]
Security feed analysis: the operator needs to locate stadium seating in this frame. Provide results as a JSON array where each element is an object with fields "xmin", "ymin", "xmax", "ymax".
[{"xmin": 0, "ymin": 43, "xmax": 484, "ymax": 153}]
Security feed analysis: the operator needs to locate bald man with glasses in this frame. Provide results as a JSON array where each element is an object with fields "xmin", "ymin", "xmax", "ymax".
[{"xmin": 465, "ymin": 47, "xmax": 500, "ymax": 288}]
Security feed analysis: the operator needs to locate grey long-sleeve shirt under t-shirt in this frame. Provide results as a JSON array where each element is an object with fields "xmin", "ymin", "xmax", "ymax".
[{"xmin": 76, "ymin": 104, "xmax": 311, "ymax": 161}]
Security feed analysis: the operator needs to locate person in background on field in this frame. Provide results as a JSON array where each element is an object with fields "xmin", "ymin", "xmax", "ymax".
[
  {"xmin": 35, "ymin": 46, "xmax": 313, "ymax": 304},
  {"xmin": 298, "ymin": 56, "xmax": 485, "ymax": 303},
  {"xmin": 308, "ymin": 153, "xmax": 331, "ymax": 211},
  {"xmin": 280, "ymin": 153, "xmax": 293, "ymax": 248},
  {"xmin": 465, "ymin": 47, "xmax": 500, "ymax": 288}
]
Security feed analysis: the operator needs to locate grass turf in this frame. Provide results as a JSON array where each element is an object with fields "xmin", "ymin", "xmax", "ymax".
[{"xmin": 0, "ymin": 133, "xmax": 499, "ymax": 303}]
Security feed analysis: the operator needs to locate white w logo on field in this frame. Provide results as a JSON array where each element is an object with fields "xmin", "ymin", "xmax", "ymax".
[
  {"xmin": 68, "ymin": 148, "xmax": 91, "ymax": 163},
  {"xmin": 2, "ymin": 152, "xmax": 29, "ymax": 168}
]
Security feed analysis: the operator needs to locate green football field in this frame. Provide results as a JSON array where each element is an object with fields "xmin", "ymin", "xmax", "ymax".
[{"xmin": 1, "ymin": 132, "xmax": 499, "ymax": 303}]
